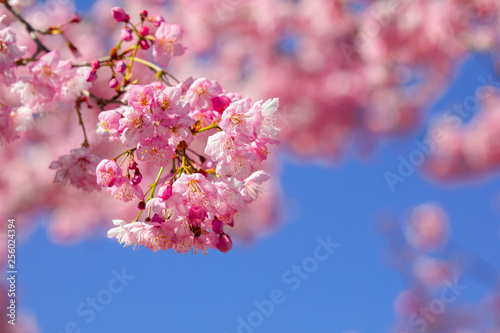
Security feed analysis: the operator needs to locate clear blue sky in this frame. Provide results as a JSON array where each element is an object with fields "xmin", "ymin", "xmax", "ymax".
[{"xmin": 16, "ymin": 2, "xmax": 500, "ymax": 332}]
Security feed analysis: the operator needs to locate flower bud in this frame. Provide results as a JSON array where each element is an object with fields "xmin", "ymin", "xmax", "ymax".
[
  {"xmin": 85, "ymin": 69, "xmax": 97, "ymax": 82},
  {"xmin": 140, "ymin": 10, "xmax": 148, "ymax": 20},
  {"xmin": 128, "ymin": 160, "xmax": 138, "ymax": 170},
  {"xmin": 111, "ymin": 7, "xmax": 130, "ymax": 22},
  {"xmin": 109, "ymin": 78, "xmax": 119, "ymax": 88},
  {"xmin": 212, "ymin": 218, "xmax": 224, "ymax": 234},
  {"xmin": 120, "ymin": 28, "xmax": 133, "ymax": 42},
  {"xmin": 115, "ymin": 60, "xmax": 127, "ymax": 73},
  {"xmin": 158, "ymin": 183, "xmax": 172, "ymax": 202},
  {"xmin": 138, "ymin": 200, "xmax": 146, "ymax": 210},
  {"xmin": 139, "ymin": 26, "xmax": 149, "ymax": 37},
  {"xmin": 139, "ymin": 39, "xmax": 150, "ymax": 50},
  {"xmin": 91, "ymin": 60, "xmax": 100, "ymax": 70},
  {"xmin": 217, "ymin": 233, "xmax": 233, "ymax": 253},
  {"xmin": 70, "ymin": 13, "xmax": 81, "ymax": 23},
  {"xmin": 131, "ymin": 169, "xmax": 142, "ymax": 185}
]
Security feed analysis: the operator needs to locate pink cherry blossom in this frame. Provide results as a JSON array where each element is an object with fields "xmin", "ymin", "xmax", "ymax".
[
  {"xmin": 136, "ymin": 138, "xmax": 175, "ymax": 167},
  {"xmin": 153, "ymin": 22, "xmax": 186, "ymax": 67},
  {"xmin": 98, "ymin": 109, "xmax": 122, "ymax": 137},
  {"xmin": 127, "ymin": 84, "xmax": 155, "ymax": 112},
  {"xmin": 172, "ymin": 173, "xmax": 217, "ymax": 209},
  {"xmin": 0, "ymin": 16, "xmax": 26, "ymax": 85},
  {"xmin": 118, "ymin": 107, "xmax": 155, "ymax": 146},
  {"xmin": 240, "ymin": 171, "xmax": 270, "ymax": 203},
  {"xmin": 219, "ymin": 98, "xmax": 262, "ymax": 139},
  {"xmin": 185, "ymin": 78, "xmax": 223, "ymax": 110},
  {"xmin": 108, "ymin": 176, "xmax": 144, "ymax": 203},
  {"xmin": 49, "ymin": 148, "xmax": 102, "ymax": 192},
  {"xmin": 96, "ymin": 159, "xmax": 122, "ymax": 187}
]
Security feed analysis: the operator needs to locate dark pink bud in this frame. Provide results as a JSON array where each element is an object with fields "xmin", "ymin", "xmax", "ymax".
[
  {"xmin": 111, "ymin": 7, "xmax": 130, "ymax": 22},
  {"xmin": 139, "ymin": 39, "xmax": 150, "ymax": 50},
  {"xmin": 139, "ymin": 26, "xmax": 149, "ymax": 37},
  {"xmin": 85, "ymin": 69, "xmax": 97, "ymax": 82},
  {"xmin": 158, "ymin": 183, "xmax": 172, "ymax": 202},
  {"xmin": 109, "ymin": 78, "xmax": 119, "ymax": 88},
  {"xmin": 115, "ymin": 60, "xmax": 127, "ymax": 73},
  {"xmin": 120, "ymin": 28, "xmax": 133, "ymax": 42},
  {"xmin": 212, "ymin": 218, "xmax": 224, "ymax": 234},
  {"xmin": 91, "ymin": 60, "xmax": 100, "ymax": 70},
  {"xmin": 131, "ymin": 169, "xmax": 142, "ymax": 185},
  {"xmin": 128, "ymin": 160, "xmax": 138, "ymax": 170},
  {"xmin": 140, "ymin": 10, "xmax": 148, "ymax": 20},
  {"xmin": 70, "ymin": 13, "xmax": 81, "ymax": 23},
  {"xmin": 217, "ymin": 233, "xmax": 233, "ymax": 253},
  {"xmin": 211, "ymin": 95, "xmax": 231, "ymax": 113},
  {"xmin": 138, "ymin": 201, "xmax": 146, "ymax": 210}
]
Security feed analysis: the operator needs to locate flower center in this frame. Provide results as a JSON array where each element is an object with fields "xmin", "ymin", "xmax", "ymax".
[{"xmin": 187, "ymin": 179, "xmax": 204, "ymax": 195}]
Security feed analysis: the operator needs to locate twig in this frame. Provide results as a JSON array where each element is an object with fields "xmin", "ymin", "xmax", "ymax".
[{"xmin": 2, "ymin": 0, "xmax": 50, "ymax": 57}]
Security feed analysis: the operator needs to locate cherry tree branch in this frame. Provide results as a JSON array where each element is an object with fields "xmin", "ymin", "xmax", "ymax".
[{"xmin": 1, "ymin": 0, "xmax": 50, "ymax": 57}]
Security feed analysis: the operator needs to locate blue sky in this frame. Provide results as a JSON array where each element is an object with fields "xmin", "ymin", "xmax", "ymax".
[{"xmin": 15, "ymin": 1, "xmax": 500, "ymax": 333}]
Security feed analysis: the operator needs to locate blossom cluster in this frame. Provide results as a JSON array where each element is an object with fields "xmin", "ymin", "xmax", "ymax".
[{"xmin": 99, "ymin": 78, "xmax": 280, "ymax": 254}]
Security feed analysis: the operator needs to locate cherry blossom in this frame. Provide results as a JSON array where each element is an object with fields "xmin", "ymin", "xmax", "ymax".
[
  {"xmin": 153, "ymin": 22, "xmax": 186, "ymax": 67},
  {"xmin": 49, "ymin": 148, "xmax": 102, "ymax": 192}
]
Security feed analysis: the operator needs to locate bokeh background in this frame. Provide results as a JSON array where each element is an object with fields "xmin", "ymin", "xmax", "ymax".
[{"xmin": 2, "ymin": 0, "xmax": 500, "ymax": 332}]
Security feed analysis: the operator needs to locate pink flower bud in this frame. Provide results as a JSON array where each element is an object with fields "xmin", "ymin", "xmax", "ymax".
[
  {"xmin": 158, "ymin": 183, "xmax": 172, "ymax": 202},
  {"xmin": 139, "ymin": 39, "xmax": 150, "ymax": 50},
  {"xmin": 139, "ymin": 26, "xmax": 149, "ymax": 37},
  {"xmin": 131, "ymin": 169, "xmax": 142, "ymax": 185},
  {"xmin": 70, "ymin": 13, "xmax": 81, "ymax": 23},
  {"xmin": 85, "ymin": 69, "xmax": 97, "ymax": 82},
  {"xmin": 111, "ymin": 7, "xmax": 130, "ymax": 22},
  {"xmin": 217, "ymin": 233, "xmax": 233, "ymax": 253},
  {"xmin": 120, "ymin": 28, "xmax": 133, "ymax": 42},
  {"xmin": 140, "ymin": 10, "xmax": 148, "ymax": 20},
  {"xmin": 138, "ymin": 201, "xmax": 146, "ymax": 210},
  {"xmin": 91, "ymin": 60, "xmax": 100, "ymax": 70},
  {"xmin": 109, "ymin": 78, "xmax": 119, "ymax": 88},
  {"xmin": 115, "ymin": 60, "xmax": 127, "ymax": 73},
  {"xmin": 128, "ymin": 160, "xmax": 138, "ymax": 170},
  {"xmin": 212, "ymin": 218, "xmax": 224, "ymax": 234}
]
